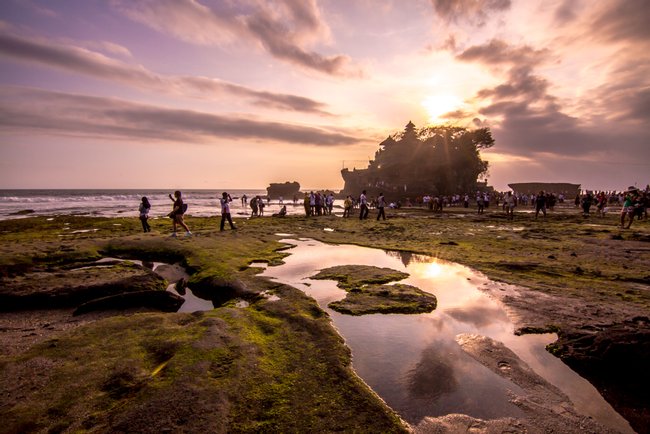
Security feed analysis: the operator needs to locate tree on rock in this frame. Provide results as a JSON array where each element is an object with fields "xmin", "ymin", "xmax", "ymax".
[{"xmin": 340, "ymin": 121, "xmax": 494, "ymax": 197}]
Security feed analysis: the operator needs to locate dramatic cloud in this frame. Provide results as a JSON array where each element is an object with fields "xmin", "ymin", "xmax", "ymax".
[
  {"xmin": 553, "ymin": 0, "xmax": 578, "ymax": 25},
  {"xmin": 589, "ymin": 0, "xmax": 650, "ymax": 44},
  {"xmin": 457, "ymin": 39, "xmax": 650, "ymax": 160},
  {"xmin": 0, "ymin": 32, "xmax": 330, "ymax": 114},
  {"xmin": 431, "ymin": 0, "xmax": 511, "ymax": 25},
  {"xmin": 0, "ymin": 87, "xmax": 358, "ymax": 146},
  {"xmin": 456, "ymin": 39, "xmax": 548, "ymax": 68},
  {"xmin": 112, "ymin": 0, "xmax": 360, "ymax": 77}
]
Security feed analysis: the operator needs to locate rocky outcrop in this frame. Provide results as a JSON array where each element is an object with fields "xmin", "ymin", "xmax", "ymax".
[
  {"xmin": 548, "ymin": 317, "xmax": 650, "ymax": 434},
  {"xmin": 0, "ymin": 263, "xmax": 168, "ymax": 311},
  {"xmin": 266, "ymin": 181, "xmax": 300, "ymax": 199}
]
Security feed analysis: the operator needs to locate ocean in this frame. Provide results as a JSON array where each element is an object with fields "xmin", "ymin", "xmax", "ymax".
[{"xmin": 0, "ymin": 189, "xmax": 338, "ymax": 220}]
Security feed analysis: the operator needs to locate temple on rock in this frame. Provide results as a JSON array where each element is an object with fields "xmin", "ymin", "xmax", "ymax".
[{"xmin": 339, "ymin": 121, "xmax": 494, "ymax": 198}]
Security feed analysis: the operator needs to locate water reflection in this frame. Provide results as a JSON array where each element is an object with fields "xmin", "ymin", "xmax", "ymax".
[
  {"xmin": 261, "ymin": 239, "xmax": 631, "ymax": 431},
  {"xmin": 407, "ymin": 346, "xmax": 458, "ymax": 400}
]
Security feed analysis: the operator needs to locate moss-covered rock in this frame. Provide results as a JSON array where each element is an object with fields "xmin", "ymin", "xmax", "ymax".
[
  {"xmin": 329, "ymin": 283, "xmax": 437, "ymax": 315},
  {"xmin": 312, "ymin": 265, "xmax": 436, "ymax": 315},
  {"xmin": 311, "ymin": 264, "xmax": 409, "ymax": 290},
  {"xmin": 0, "ymin": 263, "xmax": 168, "ymax": 311}
]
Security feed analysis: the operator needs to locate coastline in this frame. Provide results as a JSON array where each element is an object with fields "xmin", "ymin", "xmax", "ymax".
[{"xmin": 1, "ymin": 207, "xmax": 648, "ymax": 432}]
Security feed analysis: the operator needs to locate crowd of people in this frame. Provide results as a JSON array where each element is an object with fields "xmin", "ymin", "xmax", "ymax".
[{"xmin": 135, "ymin": 185, "xmax": 649, "ymax": 234}]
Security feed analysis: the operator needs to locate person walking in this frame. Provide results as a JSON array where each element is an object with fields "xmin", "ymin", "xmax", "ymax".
[
  {"xmin": 359, "ymin": 190, "xmax": 369, "ymax": 219},
  {"xmin": 139, "ymin": 196, "xmax": 151, "ymax": 232},
  {"xmin": 220, "ymin": 192, "xmax": 237, "ymax": 231},
  {"xmin": 169, "ymin": 191, "xmax": 191, "ymax": 237},
  {"xmin": 376, "ymin": 192, "xmax": 386, "ymax": 220}
]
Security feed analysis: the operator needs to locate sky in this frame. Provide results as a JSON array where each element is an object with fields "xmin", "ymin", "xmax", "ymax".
[{"xmin": 0, "ymin": 0, "xmax": 648, "ymax": 191}]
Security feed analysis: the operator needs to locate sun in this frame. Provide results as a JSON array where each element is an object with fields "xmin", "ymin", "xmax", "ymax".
[{"xmin": 421, "ymin": 94, "xmax": 464, "ymax": 123}]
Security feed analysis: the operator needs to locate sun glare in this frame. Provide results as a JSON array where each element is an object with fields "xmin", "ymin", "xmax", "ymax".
[
  {"xmin": 423, "ymin": 262, "xmax": 444, "ymax": 278},
  {"xmin": 422, "ymin": 94, "xmax": 463, "ymax": 123}
]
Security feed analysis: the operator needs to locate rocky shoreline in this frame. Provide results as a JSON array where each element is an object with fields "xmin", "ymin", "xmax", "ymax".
[{"xmin": 1, "ymin": 208, "xmax": 648, "ymax": 433}]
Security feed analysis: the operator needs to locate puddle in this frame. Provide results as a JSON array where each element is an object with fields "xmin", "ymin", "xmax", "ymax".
[
  {"xmin": 249, "ymin": 261, "xmax": 269, "ymax": 269},
  {"xmin": 274, "ymin": 233, "xmax": 294, "ymax": 237},
  {"xmin": 261, "ymin": 239, "xmax": 632, "ymax": 431},
  {"xmin": 323, "ymin": 228, "xmax": 335, "ymax": 232},
  {"xmin": 94, "ymin": 258, "xmax": 214, "ymax": 313}
]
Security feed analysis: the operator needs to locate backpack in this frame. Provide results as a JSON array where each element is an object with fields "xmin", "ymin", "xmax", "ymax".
[{"xmin": 181, "ymin": 203, "xmax": 188, "ymax": 214}]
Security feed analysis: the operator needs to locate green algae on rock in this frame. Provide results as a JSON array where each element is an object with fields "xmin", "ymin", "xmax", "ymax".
[
  {"xmin": 311, "ymin": 264, "xmax": 409, "ymax": 290},
  {"xmin": 329, "ymin": 283, "xmax": 437, "ymax": 315},
  {"xmin": 311, "ymin": 265, "xmax": 437, "ymax": 315}
]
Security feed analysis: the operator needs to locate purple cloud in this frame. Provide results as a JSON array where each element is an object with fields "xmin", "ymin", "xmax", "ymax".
[
  {"xmin": 0, "ymin": 86, "xmax": 358, "ymax": 146},
  {"xmin": 0, "ymin": 32, "xmax": 330, "ymax": 114},
  {"xmin": 112, "ymin": 0, "xmax": 361, "ymax": 77},
  {"xmin": 431, "ymin": 0, "xmax": 511, "ymax": 25}
]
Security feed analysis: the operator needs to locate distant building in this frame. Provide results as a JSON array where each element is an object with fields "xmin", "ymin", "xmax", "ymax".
[{"xmin": 508, "ymin": 182, "xmax": 580, "ymax": 196}]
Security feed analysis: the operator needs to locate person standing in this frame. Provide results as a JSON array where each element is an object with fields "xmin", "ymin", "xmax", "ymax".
[
  {"xmin": 621, "ymin": 187, "xmax": 637, "ymax": 229},
  {"xmin": 139, "ymin": 196, "xmax": 151, "ymax": 232},
  {"xmin": 376, "ymin": 192, "xmax": 386, "ymax": 221},
  {"xmin": 581, "ymin": 191, "xmax": 594, "ymax": 217},
  {"xmin": 258, "ymin": 196, "xmax": 265, "ymax": 216},
  {"xmin": 343, "ymin": 195, "xmax": 352, "ymax": 217},
  {"xmin": 309, "ymin": 192, "xmax": 316, "ymax": 216},
  {"xmin": 326, "ymin": 192, "xmax": 334, "ymax": 215},
  {"xmin": 359, "ymin": 190, "xmax": 369, "ymax": 220},
  {"xmin": 303, "ymin": 192, "xmax": 311, "ymax": 216},
  {"xmin": 169, "ymin": 191, "xmax": 191, "ymax": 237},
  {"xmin": 504, "ymin": 191, "xmax": 516, "ymax": 220},
  {"xmin": 476, "ymin": 192, "xmax": 484, "ymax": 214},
  {"xmin": 535, "ymin": 191, "xmax": 547, "ymax": 219},
  {"xmin": 220, "ymin": 192, "xmax": 237, "ymax": 231},
  {"xmin": 250, "ymin": 196, "xmax": 259, "ymax": 217}
]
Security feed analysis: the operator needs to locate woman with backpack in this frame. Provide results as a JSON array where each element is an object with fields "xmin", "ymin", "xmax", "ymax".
[{"xmin": 168, "ymin": 190, "xmax": 191, "ymax": 237}]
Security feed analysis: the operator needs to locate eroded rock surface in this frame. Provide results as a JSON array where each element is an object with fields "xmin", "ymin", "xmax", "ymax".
[
  {"xmin": 311, "ymin": 265, "xmax": 436, "ymax": 315},
  {"xmin": 414, "ymin": 334, "xmax": 626, "ymax": 434}
]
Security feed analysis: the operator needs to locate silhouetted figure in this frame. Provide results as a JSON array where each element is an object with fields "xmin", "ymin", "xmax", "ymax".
[
  {"xmin": 139, "ymin": 196, "xmax": 151, "ymax": 232},
  {"xmin": 220, "ymin": 192, "xmax": 236, "ymax": 231},
  {"xmin": 376, "ymin": 192, "xmax": 386, "ymax": 220},
  {"xmin": 169, "ymin": 190, "xmax": 191, "ymax": 237},
  {"xmin": 359, "ymin": 190, "xmax": 369, "ymax": 219}
]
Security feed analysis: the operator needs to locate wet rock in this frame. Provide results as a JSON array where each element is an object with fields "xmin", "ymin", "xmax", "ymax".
[
  {"xmin": 73, "ymin": 290, "xmax": 184, "ymax": 315},
  {"xmin": 175, "ymin": 278, "xmax": 188, "ymax": 295},
  {"xmin": 328, "ymin": 283, "xmax": 437, "ymax": 316},
  {"xmin": 548, "ymin": 317, "xmax": 650, "ymax": 434},
  {"xmin": 311, "ymin": 264, "xmax": 409, "ymax": 290},
  {"xmin": 191, "ymin": 277, "xmax": 254, "ymax": 306},
  {"xmin": 9, "ymin": 209, "xmax": 35, "ymax": 216},
  {"xmin": 449, "ymin": 334, "xmax": 623, "ymax": 434},
  {"xmin": 0, "ymin": 265, "xmax": 168, "ymax": 311}
]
